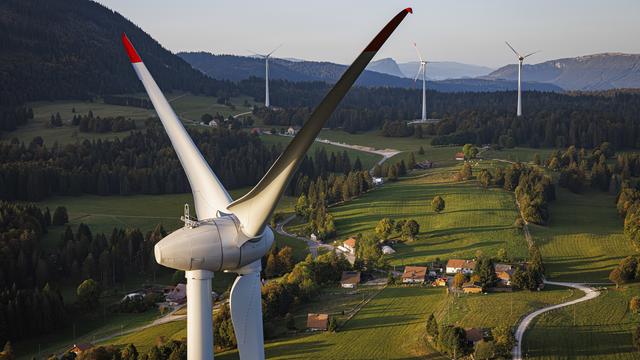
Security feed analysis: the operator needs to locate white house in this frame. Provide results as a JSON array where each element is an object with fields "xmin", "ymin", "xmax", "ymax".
[
  {"xmin": 381, "ymin": 245, "xmax": 396, "ymax": 254},
  {"xmin": 287, "ymin": 126, "xmax": 297, "ymax": 136},
  {"xmin": 310, "ymin": 233, "xmax": 317, "ymax": 241},
  {"xmin": 208, "ymin": 120, "xmax": 218, "ymax": 127},
  {"xmin": 446, "ymin": 259, "xmax": 476, "ymax": 275},
  {"xmin": 337, "ymin": 237, "xmax": 357, "ymax": 255},
  {"xmin": 372, "ymin": 177, "xmax": 384, "ymax": 186},
  {"xmin": 121, "ymin": 292, "xmax": 144, "ymax": 303}
]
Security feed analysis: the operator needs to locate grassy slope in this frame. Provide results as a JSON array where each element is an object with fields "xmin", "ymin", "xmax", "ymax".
[
  {"xmin": 531, "ymin": 188, "xmax": 636, "ymax": 282},
  {"xmin": 330, "ymin": 175, "xmax": 527, "ymax": 265},
  {"xmin": 5, "ymin": 93, "xmax": 256, "ymax": 145},
  {"xmin": 523, "ymin": 284, "xmax": 640, "ymax": 359},
  {"xmin": 217, "ymin": 286, "xmax": 449, "ymax": 360}
]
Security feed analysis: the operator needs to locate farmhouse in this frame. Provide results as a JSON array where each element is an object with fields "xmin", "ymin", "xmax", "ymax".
[
  {"xmin": 307, "ymin": 313, "xmax": 329, "ymax": 331},
  {"xmin": 495, "ymin": 263, "xmax": 515, "ymax": 286},
  {"xmin": 462, "ymin": 282, "xmax": 483, "ymax": 294},
  {"xmin": 465, "ymin": 328, "xmax": 484, "ymax": 345},
  {"xmin": 69, "ymin": 343, "xmax": 94, "ymax": 355},
  {"xmin": 338, "ymin": 237, "xmax": 357, "ymax": 255},
  {"xmin": 402, "ymin": 266, "xmax": 428, "ymax": 284},
  {"xmin": 455, "ymin": 152, "xmax": 465, "ymax": 161},
  {"xmin": 372, "ymin": 177, "xmax": 384, "ymax": 186},
  {"xmin": 446, "ymin": 259, "xmax": 476, "ymax": 275},
  {"xmin": 287, "ymin": 126, "xmax": 297, "ymax": 135},
  {"xmin": 340, "ymin": 271, "xmax": 361, "ymax": 288}
]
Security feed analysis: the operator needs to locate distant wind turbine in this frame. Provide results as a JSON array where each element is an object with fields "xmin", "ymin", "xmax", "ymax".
[
  {"xmin": 505, "ymin": 41, "xmax": 539, "ymax": 117},
  {"xmin": 249, "ymin": 45, "xmax": 282, "ymax": 108},
  {"xmin": 412, "ymin": 42, "xmax": 427, "ymax": 121}
]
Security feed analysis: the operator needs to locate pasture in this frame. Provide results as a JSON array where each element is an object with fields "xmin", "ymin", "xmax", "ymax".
[
  {"xmin": 523, "ymin": 283, "xmax": 640, "ymax": 359},
  {"xmin": 530, "ymin": 188, "xmax": 635, "ymax": 282},
  {"xmin": 328, "ymin": 175, "xmax": 528, "ymax": 265}
]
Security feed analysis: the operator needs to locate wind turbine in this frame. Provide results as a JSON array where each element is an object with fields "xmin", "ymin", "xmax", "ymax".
[
  {"xmin": 505, "ymin": 41, "xmax": 538, "ymax": 117},
  {"xmin": 412, "ymin": 42, "xmax": 427, "ymax": 121},
  {"xmin": 249, "ymin": 45, "xmax": 282, "ymax": 108},
  {"xmin": 121, "ymin": 7, "xmax": 412, "ymax": 360}
]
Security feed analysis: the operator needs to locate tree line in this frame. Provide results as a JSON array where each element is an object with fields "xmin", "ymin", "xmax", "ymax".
[{"xmin": 477, "ymin": 163, "xmax": 556, "ymax": 224}]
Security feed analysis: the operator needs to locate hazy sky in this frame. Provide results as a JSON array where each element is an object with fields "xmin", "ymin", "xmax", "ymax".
[{"xmin": 97, "ymin": 0, "xmax": 640, "ymax": 68}]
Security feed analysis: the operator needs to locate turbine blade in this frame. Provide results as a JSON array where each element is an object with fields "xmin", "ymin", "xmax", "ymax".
[
  {"xmin": 230, "ymin": 269, "xmax": 264, "ymax": 360},
  {"xmin": 227, "ymin": 7, "xmax": 413, "ymax": 238},
  {"xmin": 523, "ymin": 50, "xmax": 540, "ymax": 59},
  {"xmin": 414, "ymin": 63, "xmax": 424, "ymax": 82},
  {"xmin": 505, "ymin": 41, "xmax": 520, "ymax": 57},
  {"xmin": 247, "ymin": 49, "xmax": 265, "ymax": 58},
  {"xmin": 267, "ymin": 44, "xmax": 283, "ymax": 57},
  {"xmin": 412, "ymin": 42, "xmax": 424, "ymax": 62},
  {"xmin": 121, "ymin": 33, "xmax": 232, "ymax": 220}
]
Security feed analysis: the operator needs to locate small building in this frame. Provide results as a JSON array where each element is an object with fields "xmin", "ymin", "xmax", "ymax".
[
  {"xmin": 338, "ymin": 237, "xmax": 357, "ymax": 255},
  {"xmin": 402, "ymin": 266, "xmax": 428, "ymax": 284},
  {"xmin": 372, "ymin": 177, "xmax": 384, "ymax": 186},
  {"xmin": 121, "ymin": 291, "xmax": 145, "ymax": 303},
  {"xmin": 455, "ymin": 152, "xmax": 465, "ymax": 161},
  {"xmin": 287, "ymin": 126, "xmax": 297, "ymax": 136},
  {"xmin": 432, "ymin": 277, "xmax": 448, "ymax": 287},
  {"xmin": 250, "ymin": 127, "xmax": 261, "ymax": 135},
  {"xmin": 307, "ymin": 313, "xmax": 329, "ymax": 331},
  {"xmin": 494, "ymin": 263, "xmax": 515, "ymax": 286},
  {"xmin": 462, "ymin": 282, "xmax": 483, "ymax": 294},
  {"xmin": 341, "ymin": 271, "xmax": 361, "ymax": 289},
  {"xmin": 446, "ymin": 259, "xmax": 476, "ymax": 275},
  {"xmin": 166, "ymin": 283, "xmax": 187, "ymax": 305},
  {"xmin": 69, "ymin": 343, "xmax": 94, "ymax": 355},
  {"xmin": 415, "ymin": 160, "xmax": 434, "ymax": 169},
  {"xmin": 208, "ymin": 120, "xmax": 218, "ymax": 127},
  {"xmin": 465, "ymin": 328, "xmax": 484, "ymax": 345},
  {"xmin": 381, "ymin": 245, "xmax": 396, "ymax": 254},
  {"xmin": 310, "ymin": 233, "xmax": 317, "ymax": 241}
]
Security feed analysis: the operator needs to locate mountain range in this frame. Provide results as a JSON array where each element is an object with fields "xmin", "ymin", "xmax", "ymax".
[
  {"xmin": 368, "ymin": 58, "xmax": 495, "ymax": 80},
  {"xmin": 178, "ymin": 52, "xmax": 561, "ymax": 92},
  {"xmin": 485, "ymin": 53, "xmax": 640, "ymax": 90}
]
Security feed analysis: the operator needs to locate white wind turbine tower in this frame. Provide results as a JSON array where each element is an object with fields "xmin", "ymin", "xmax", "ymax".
[
  {"xmin": 249, "ymin": 45, "xmax": 282, "ymax": 108},
  {"xmin": 412, "ymin": 42, "xmax": 427, "ymax": 121},
  {"xmin": 505, "ymin": 41, "xmax": 538, "ymax": 117},
  {"xmin": 121, "ymin": 7, "xmax": 412, "ymax": 360}
]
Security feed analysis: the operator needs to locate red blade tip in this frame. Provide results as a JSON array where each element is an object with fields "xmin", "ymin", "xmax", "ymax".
[
  {"xmin": 405, "ymin": 7, "xmax": 413, "ymax": 14},
  {"xmin": 121, "ymin": 33, "xmax": 142, "ymax": 63}
]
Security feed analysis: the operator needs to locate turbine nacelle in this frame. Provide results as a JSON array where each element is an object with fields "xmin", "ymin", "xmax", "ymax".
[{"xmin": 154, "ymin": 217, "xmax": 274, "ymax": 273}]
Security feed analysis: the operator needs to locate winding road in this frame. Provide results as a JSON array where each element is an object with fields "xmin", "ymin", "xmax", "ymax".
[
  {"xmin": 275, "ymin": 215, "xmax": 335, "ymax": 259},
  {"xmin": 512, "ymin": 281, "xmax": 600, "ymax": 359}
]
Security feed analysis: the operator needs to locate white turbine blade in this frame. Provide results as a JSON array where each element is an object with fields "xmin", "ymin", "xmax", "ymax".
[
  {"xmin": 523, "ymin": 51, "xmax": 540, "ymax": 59},
  {"xmin": 227, "ymin": 7, "xmax": 413, "ymax": 238},
  {"xmin": 266, "ymin": 44, "xmax": 283, "ymax": 57},
  {"xmin": 412, "ymin": 42, "xmax": 424, "ymax": 62},
  {"xmin": 413, "ymin": 63, "xmax": 424, "ymax": 82},
  {"xmin": 121, "ymin": 33, "xmax": 232, "ymax": 220},
  {"xmin": 505, "ymin": 41, "xmax": 520, "ymax": 57},
  {"xmin": 230, "ymin": 269, "xmax": 264, "ymax": 360}
]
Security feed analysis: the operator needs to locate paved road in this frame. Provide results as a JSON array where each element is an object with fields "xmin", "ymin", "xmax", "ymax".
[
  {"xmin": 275, "ymin": 215, "xmax": 335, "ymax": 259},
  {"xmin": 512, "ymin": 281, "xmax": 601, "ymax": 359}
]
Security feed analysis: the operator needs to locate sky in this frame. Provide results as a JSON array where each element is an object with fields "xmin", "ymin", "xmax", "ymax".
[{"xmin": 97, "ymin": 0, "xmax": 640, "ymax": 68}]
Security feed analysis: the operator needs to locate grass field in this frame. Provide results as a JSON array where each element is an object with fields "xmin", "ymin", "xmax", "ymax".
[
  {"xmin": 216, "ymin": 286, "xmax": 448, "ymax": 360},
  {"xmin": 434, "ymin": 285, "xmax": 580, "ymax": 329},
  {"xmin": 531, "ymin": 188, "xmax": 636, "ymax": 282},
  {"xmin": 523, "ymin": 284, "xmax": 640, "ymax": 359},
  {"xmin": 260, "ymin": 134, "xmax": 383, "ymax": 170},
  {"xmin": 4, "ymin": 93, "xmax": 256, "ymax": 145},
  {"xmin": 329, "ymin": 175, "xmax": 528, "ymax": 265}
]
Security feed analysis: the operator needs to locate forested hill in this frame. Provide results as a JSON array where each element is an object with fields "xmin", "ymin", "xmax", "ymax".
[{"xmin": 0, "ymin": 0, "xmax": 235, "ymax": 106}]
